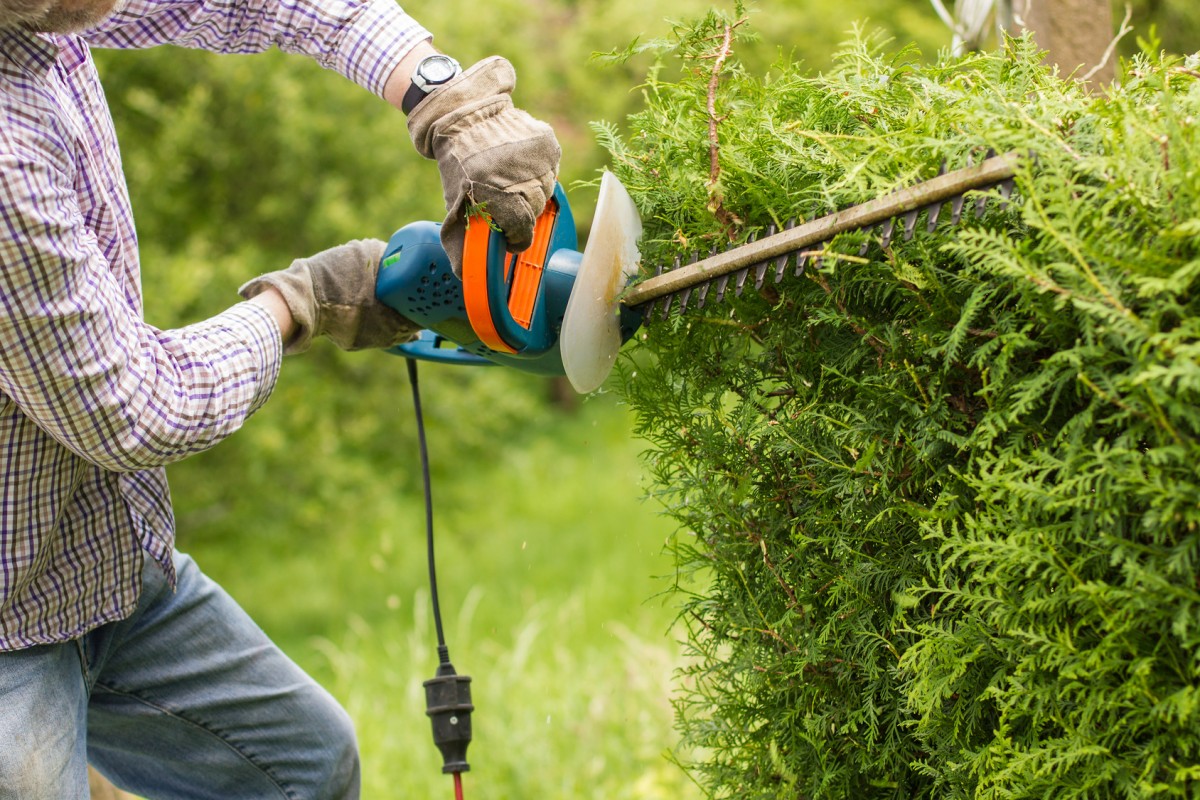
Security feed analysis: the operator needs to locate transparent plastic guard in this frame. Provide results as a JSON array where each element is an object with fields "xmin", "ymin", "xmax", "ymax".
[{"xmin": 559, "ymin": 172, "xmax": 642, "ymax": 393}]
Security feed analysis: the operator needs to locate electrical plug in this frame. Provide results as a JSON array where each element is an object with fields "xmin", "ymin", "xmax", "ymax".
[{"xmin": 424, "ymin": 649, "xmax": 474, "ymax": 774}]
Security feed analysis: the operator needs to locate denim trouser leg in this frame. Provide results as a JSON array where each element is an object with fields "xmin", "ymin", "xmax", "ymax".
[
  {"xmin": 0, "ymin": 551, "xmax": 360, "ymax": 800},
  {"xmin": 0, "ymin": 641, "xmax": 90, "ymax": 799}
]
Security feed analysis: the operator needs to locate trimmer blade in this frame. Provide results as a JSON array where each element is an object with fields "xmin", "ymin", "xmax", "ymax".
[{"xmin": 621, "ymin": 151, "xmax": 1020, "ymax": 320}]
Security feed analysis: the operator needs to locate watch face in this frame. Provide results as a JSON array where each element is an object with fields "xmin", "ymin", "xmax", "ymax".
[{"xmin": 420, "ymin": 55, "xmax": 459, "ymax": 86}]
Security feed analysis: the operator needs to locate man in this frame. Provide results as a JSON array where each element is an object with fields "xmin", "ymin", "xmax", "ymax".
[{"xmin": 0, "ymin": 0, "xmax": 560, "ymax": 795}]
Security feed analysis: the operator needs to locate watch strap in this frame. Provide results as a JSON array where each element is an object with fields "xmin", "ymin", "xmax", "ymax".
[{"xmin": 402, "ymin": 81, "xmax": 428, "ymax": 115}]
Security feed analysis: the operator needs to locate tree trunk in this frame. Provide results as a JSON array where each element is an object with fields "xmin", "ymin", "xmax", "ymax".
[{"xmin": 1018, "ymin": 0, "xmax": 1116, "ymax": 85}]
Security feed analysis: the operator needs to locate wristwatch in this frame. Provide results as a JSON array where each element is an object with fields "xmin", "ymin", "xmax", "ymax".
[{"xmin": 402, "ymin": 54, "xmax": 462, "ymax": 115}]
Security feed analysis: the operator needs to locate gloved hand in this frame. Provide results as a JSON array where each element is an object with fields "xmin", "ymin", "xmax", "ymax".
[
  {"xmin": 407, "ymin": 56, "xmax": 561, "ymax": 275},
  {"xmin": 239, "ymin": 239, "xmax": 417, "ymax": 354}
]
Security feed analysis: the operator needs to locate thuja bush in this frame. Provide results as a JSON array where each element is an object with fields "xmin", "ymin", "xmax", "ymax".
[{"xmin": 600, "ymin": 9, "xmax": 1200, "ymax": 799}]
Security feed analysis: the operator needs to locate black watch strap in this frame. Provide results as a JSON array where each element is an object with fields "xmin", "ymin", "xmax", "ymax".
[{"xmin": 401, "ymin": 82, "xmax": 428, "ymax": 115}]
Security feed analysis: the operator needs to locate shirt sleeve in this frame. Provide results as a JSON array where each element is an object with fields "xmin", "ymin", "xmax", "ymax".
[
  {"xmin": 85, "ymin": 0, "xmax": 431, "ymax": 97},
  {"xmin": 0, "ymin": 115, "xmax": 282, "ymax": 474}
]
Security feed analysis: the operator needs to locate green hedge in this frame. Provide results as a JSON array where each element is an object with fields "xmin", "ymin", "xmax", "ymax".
[{"xmin": 603, "ymin": 11, "xmax": 1200, "ymax": 798}]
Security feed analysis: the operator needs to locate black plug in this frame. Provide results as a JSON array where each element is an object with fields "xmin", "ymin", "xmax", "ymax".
[{"xmin": 424, "ymin": 646, "xmax": 473, "ymax": 774}]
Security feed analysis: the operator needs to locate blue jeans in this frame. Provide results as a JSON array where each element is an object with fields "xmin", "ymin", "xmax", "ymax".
[{"xmin": 0, "ymin": 552, "xmax": 359, "ymax": 799}]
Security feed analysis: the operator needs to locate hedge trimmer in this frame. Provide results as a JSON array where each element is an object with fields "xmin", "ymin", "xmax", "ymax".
[
  {"xmin": 374, "ymin": 150, "xmax": 1019, "ymax": 797},
  {"xmin": 376, "ymin": 150, "xmax": 1019, "ymax": 393}
]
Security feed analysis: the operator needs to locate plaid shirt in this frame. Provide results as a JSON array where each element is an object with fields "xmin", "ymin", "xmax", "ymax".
[{"xmin": 0, "ymin": 0, "xmax": 429, "ymax": 650}]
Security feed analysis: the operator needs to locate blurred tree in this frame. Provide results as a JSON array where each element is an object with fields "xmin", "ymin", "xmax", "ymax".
[
  {"xmin": 931, "ymin": 0, "xmax": 1121, "ymax": 84},
  {"xmin": 1022, "ymin": 0, "xmax": 1118, "ymax": 83},
  {"xmin": 929, "ymin": 0, "xmax": 1199, "ymax": 76}
]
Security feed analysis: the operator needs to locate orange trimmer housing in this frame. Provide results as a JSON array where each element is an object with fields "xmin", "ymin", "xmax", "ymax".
[{"xmin": 461, "ymin": 187, "xmax": 573, "ymax": 356}]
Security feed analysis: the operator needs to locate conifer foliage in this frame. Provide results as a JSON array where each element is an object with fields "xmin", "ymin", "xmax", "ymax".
[{"xmin": 601, "ymin": 8, "xmax": 1200, "ymax": 798}]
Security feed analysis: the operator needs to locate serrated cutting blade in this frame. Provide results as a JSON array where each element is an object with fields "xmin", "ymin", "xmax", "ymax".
[{"xmin": 621, "ymin": 151, "xmax": 1020, "ymax": 314}]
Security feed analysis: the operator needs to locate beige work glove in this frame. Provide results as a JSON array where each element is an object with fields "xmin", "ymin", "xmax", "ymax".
[
  {"xmin": 407, "ymin": 56, "xmax": 561, "ymax": 275},
  {"xmin": 239, "ymin": 239, "xmax": 417, "ymax": 354}
]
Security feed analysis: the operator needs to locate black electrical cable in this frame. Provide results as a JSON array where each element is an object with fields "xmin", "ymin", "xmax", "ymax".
[
  {"xmin": 406, "ymin": 357, "xmax": 448, "ymax": 659},
  {"xmin": 406, "ymin": 358, "xmax": 474, "ymax": 786}
]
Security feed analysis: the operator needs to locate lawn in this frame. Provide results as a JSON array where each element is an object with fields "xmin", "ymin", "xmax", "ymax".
[{"xmin": 172, "ymin": 373, "xmax": 700, "ymax": 799}]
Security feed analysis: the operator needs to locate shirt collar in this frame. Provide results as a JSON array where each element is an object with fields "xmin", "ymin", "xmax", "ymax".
[{"xmin": 0, "ymin": 28, "xmax": 62, "ymax": 77}]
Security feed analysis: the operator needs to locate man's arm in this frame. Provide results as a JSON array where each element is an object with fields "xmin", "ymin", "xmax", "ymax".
[
  {"xmin": 0, "ymin": 122, "xmax": 282, "ymax": 472},
  {"xmin": 87, "ymin": 0, "xmax": 560, "ymax": 294},
  {"xmin": 86, "ymin": 0, "xmax": 431, "ymax": 100}
]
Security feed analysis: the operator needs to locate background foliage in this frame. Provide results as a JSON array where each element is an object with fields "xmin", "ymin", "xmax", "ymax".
[
  {"xmin": 86, "ymin": 0, "xmax": 1200, "ymax": 796},
  {"xmin": 601, "ymin": 6, "xmax": 1200, "ymax": 799},
  {"xmin": 92, "ymin": 0, "xmax": 952, "ymax": 551}
]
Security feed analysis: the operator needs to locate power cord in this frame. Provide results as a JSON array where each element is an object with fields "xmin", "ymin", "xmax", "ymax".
[{"xmin": 406, "ymin": 358, "xmax": 474, "ymax": 799}]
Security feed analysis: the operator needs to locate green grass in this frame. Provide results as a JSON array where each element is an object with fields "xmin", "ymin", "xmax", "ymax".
[{"xmin": 173, "ymin": 379, "xmax": 700, "ymax": 799}]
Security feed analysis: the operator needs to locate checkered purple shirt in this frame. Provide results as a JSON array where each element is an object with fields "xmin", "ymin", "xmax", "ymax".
[{"xmin": 0, "ymin": 0, "xmax": 429, "ymax": 649}]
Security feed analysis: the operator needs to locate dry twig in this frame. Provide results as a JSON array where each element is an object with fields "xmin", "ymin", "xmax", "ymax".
[{"xmin": 703, "ymin": 17, "xmax": 747, "ymax": 236}]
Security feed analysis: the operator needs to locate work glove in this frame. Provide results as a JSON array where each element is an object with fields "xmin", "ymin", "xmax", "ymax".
[
  {"xmin": 407, "ymin": 56, "xmax": 561, "ymax": 275},
  {"xmin": 239, "ymin": 239, "xmax": 417, "ymax": 355}
]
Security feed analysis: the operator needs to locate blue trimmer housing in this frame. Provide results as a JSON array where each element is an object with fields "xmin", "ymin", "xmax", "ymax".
[{"xmin": 375, "ymin": 183, "xmax": 640, "ymax": 377}]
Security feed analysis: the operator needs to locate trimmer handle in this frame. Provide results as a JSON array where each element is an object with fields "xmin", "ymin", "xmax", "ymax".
[
  {"xmin": 461, "ymin": 183, "xmax": 576, "ymax": 356},
  {"xmin": 394, "ymin": 330, "xmax": 493, "ymax": 366}
]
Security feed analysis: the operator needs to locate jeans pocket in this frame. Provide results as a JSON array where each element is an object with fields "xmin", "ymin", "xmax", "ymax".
[{"xmin": 74, "ymin": 637, "xmax": 93, "ymax": 690}]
